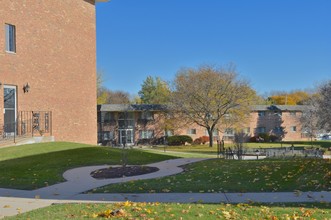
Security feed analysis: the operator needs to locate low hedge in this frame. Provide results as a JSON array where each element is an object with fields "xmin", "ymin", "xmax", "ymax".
[{"xmin": 167, "ymin": 135, "xmax": 193, "ymax": 146}]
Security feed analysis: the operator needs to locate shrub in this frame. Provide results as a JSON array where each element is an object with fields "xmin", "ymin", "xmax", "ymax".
[
  {"xmin": 249, "ymin": 136, "xmax": 258, "ymax": 142},
  {"xmin": 258, "ymin": 133, "xmax": 270, "ymax": 142},
  {"xmin": 249, "ymin": 133, "xmax": 280, "ymax": 143},
  {"xmin": 200, "ymin": 136, "xmax": 209, "ymax": 144},
  {"xmin": 167, "ymin": 135, "xmax": 193, "ymax": 146},
  {"xmin": 194, "ymin": 136, "xmax": 210, "ymax": 145},
  {"xmin": 269, "ymin": 135, "xmax": 279, "ymax": 142},
  {"xmin": 137, "ymin": 138, "xmax": 153, "ymax": 145},
  {"xmin": 193, "ymin": 138, "xmax": 202, "ymax": 145}
]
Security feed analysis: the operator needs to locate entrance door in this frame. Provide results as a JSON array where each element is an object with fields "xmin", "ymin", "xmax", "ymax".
[
  {"xmin": 119, "ymin": 129, "xmax": 134, "ymax": 146},
  {"xmin": 4, "ymin": 86, "xmax": 17, "ymax": 135}
]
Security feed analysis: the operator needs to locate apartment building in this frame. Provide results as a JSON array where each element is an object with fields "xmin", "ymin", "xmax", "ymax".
[
  {"xmin": 97, "ymin": 104, "xmax": 309, "ymax": 145},
  {"xmin": 0, "ymin": 1, "xmax": 106, "ymax": 144}
]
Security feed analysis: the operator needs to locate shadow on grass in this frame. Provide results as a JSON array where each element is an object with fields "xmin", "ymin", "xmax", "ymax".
[{"xmin": 0, "ymin": 147, "xmax": 177, "ymax": 190}]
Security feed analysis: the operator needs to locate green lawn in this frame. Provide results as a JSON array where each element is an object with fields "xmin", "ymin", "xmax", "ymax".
[
  {"xmin": 93, "ymin": 158, "xmax": 331, "ymax": 193},
  {"xmin": 5, "ymin": 202, "xmax": 331, "ymax": 220},
  {"xmin": 0, "ymin": 142, "xmax": 177, "ymax": 190},
  {"xmin": 148, "ymin": 140, "xmax": 331, "ymax": 156}
]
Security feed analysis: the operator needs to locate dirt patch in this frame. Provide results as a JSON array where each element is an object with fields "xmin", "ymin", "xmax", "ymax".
[{"xmin": 91, "ymin": 166, "xmax": 159, "ymax": 179}]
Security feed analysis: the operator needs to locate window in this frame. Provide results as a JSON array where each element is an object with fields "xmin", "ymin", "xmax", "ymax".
[
  {"xmin": 274, "ymin": 126, "xmax": 283, "ymax": 133},
  {"xmin": 141, "ymin": 111, "xmax": 154, "ymax": 120},
  {"xmin": 256, "ymin": 127, "xmax": 266, "ymax": 133},
  {"xmin": 258, "ymin": 111, "xmax": 265, "ymax": 117},
  {"xmin": 224, "ymin": 128, "xmax": 234, "ymax": 136},
  {"xmin": 205, "ymin": 129, "xmax": 218, "ymax": 136},
  {"xmin": 103, "ymin": 112, "xmax": 114, "ymax": 123},
  {"xmin": 5, "ymin": 24, "xmax": 16, "ymax": 52},
  {"xmin": 290, "ymin": 126, "xmax": 297, "ymax": 132},
  {"xmin": 139, "ymin": 130, "xmax": 154, "ymax": 139},
  {"xmin": 187, "ymin": 129, "xmax": 196, "ymax": 135},
  {"xmin": 103, "ymin": 131, "xmax": 114, "ymax": 140},
  {"xmin": 164, "ymin": 130, "xmax": 174, "ymax": 136},
  {"xmin": 118, "ymin": 112, "xmax": 134, "ymax": 128},
  {"xmin": 98, "ymin": 131, "xmax": 114, "ymax": 141}
]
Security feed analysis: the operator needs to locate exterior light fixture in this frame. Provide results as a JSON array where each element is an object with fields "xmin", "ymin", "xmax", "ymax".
[
  {"xmin": 23, "ymin": 83, "xmax": 30, "ymax": 93},
  {"xmin": 0, "ymin": 82, "xmax": 2, "ymax": 88}
]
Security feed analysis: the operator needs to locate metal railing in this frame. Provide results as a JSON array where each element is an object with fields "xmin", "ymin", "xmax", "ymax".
[{"xmin": 0, "ymin": 111, "xmax": 52, "ymax": 144}]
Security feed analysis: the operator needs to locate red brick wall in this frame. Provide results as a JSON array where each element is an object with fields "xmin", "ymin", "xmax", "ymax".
[{"xmin": 0, "ymin": 0, "xmax": 97, "ymax": 144}]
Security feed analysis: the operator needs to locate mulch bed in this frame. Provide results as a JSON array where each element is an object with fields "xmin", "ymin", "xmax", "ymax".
[{"xmin": 91, "ymin": 166, "xmax": 159, "ymax": 179}]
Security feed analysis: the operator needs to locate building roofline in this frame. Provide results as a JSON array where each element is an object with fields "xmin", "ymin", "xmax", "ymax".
[
  {"xmin": 98, "ymin": 104, "xmax": 168, "ymax": 112},
  {"xmin": 98, "ymin": 104, "xmax": 309, "ymax": 112}
]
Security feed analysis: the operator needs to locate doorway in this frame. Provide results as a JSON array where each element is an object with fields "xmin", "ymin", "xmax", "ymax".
[
  {"xmin": 119, "ymin": 129, "xmax": 134, "ymax": 146},
  {"xmin": 4, "ymin": 85, "xmax": 17, "ymax": 135}
]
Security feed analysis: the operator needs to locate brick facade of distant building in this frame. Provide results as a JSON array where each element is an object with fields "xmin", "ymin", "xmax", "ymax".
[{"xmin": 97, "ymin": 104, "xmax": 309, "ymax": 146}]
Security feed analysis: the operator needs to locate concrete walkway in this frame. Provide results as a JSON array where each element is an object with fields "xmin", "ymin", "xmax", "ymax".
[{"xmin": 1, "ymin": 158, "xmax": 331, "ymax": 218}]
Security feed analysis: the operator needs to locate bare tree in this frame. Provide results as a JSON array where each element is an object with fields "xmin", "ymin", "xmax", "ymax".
[
  {"xmin": 108, "ymin": 91, "xmax": 131, "ymax": 104},
  {"xmin": 316, "ymin": 80, "xmax": 331, "ymax": 132},
  {"xmin": 170, "ymin": 65, "xmax": 256, "ymax": 147},
  {"xmin": 98, "ymin": 89, "xmax": 131, "ymax": 104},
  {"xmin": 300, "ymin": 100, "xmax": 319, "ymax": 142},
  {"xmin": 233, "ymin": 132, "xmax": 249, "ymax": 160}
]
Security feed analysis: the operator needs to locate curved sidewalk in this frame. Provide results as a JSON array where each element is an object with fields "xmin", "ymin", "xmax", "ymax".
[{"xmin": 1, "ymin": 158, "xmax": 331, "ymax": 218}]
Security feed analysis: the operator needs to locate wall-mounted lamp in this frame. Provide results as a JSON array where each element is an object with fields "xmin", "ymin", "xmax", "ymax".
[
  {"xmin": 23, "ymin": 83, "xmax": 30, "ymax": 93},
  {"xmin": 0, "ymin": 82, "xmax": 2, "ymax": 89}
]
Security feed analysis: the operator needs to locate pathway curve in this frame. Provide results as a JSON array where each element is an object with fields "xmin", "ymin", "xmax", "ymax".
[
  {"xmin": 1, "ymin": 157, "xmax": 331, "ymax": 218},
  {"xmin": 0, "ymin": 158, "xmax": 207, "ymax": 218}
]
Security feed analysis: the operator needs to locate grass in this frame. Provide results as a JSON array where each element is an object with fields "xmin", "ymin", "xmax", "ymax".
[
  {"xmin": 147, "ymin": 140, "xmax": 331, "ymax": 156},
  {"xmin": 4, "ymin": 202, "xmax": 331, "ymax": 219},
  {"xmin": 140, "ymin": 147, "xmax": 218, "ymax": 158},
  {"xmin": 0, "ymin": 142, "xmax": 177, "ymax": 190},
  {"xmin": 92, "ymin": 158, "xmax": 331, "ymax": 193}
]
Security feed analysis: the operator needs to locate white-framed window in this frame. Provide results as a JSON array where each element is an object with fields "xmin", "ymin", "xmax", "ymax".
[
  {"xmin": 164, "ymin": 130, "xmax": 174, "ymax": 136},
  {"xmin": 187, "ymin": 128, "xmax": 196, "ymax": 135},
  {"xmin": 139, "ymin": 130, "xmax": 154, "ymax": 139},
  {"xmin": 256, "ymin": 127, "xmax": 266, "ymax": 133},
  {"xmin": 5, "ymin": 24, "xmax": 16, "ymax": 53},
  {"xmin": 290, "ymin": 126, "xmax": 297, "ymax": 132}
]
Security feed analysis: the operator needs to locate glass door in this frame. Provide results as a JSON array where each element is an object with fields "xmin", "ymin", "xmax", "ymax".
[
  {"xmin": 4, "ymin": 86, "xmax": 17, "ymax": 135},
  {"xmin": 119, "ymin": 129, "xmax": 134, "ymax": 146}
]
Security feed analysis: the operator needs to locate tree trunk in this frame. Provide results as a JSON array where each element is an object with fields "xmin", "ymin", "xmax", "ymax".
[{"xmin": 208, "ymin": 129, "xmax": 213, "ymax": 147}]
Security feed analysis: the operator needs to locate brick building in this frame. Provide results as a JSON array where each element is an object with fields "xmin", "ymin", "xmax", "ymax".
[
  {"xmin": 0, "ymin": 0, "xmax": 106, "ymax": 145},
  {"xmin": 98, "ymin": 104, "xmax": 309, "ymax": 145},
  {"xmin": 98, "ymin": 104, "xmax": 167, "ymax": 146}
]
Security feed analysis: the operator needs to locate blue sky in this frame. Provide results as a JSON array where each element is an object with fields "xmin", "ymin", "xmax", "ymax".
[{"xmin": 96, "ymin": 0, "xmax": 331, "ymax": 96}]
